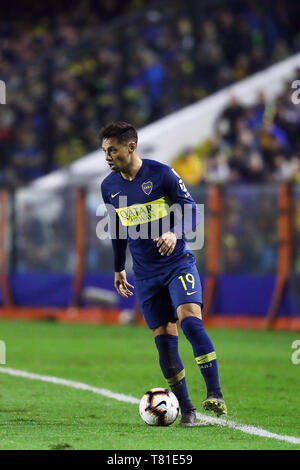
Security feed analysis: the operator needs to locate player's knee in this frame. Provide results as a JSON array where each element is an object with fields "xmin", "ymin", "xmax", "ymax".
[
  {"xmin": 177, "ymin": 303, "xmax": 202, "ymax": 322},
  {"xmin": 152, "ymin": 322, "xmax": 178, "ymax": 337}
]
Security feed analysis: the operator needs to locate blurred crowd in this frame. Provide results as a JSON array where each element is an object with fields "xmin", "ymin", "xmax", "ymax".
[
  {"xmin": 1, "ymin": 0, "xmax": 300, "ymax": 187},
  {"xmin": 0, "ymin": 0, "xmax": 136, "ymax": 73},
  {"xmin": 172, "ymin": 70, "xmax": 300, "ymax": 185}
]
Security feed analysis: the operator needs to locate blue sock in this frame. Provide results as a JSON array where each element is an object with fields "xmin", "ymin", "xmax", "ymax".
[
  {"xmin": 155, "ymin": 334, "xmax": 194, "ymax": 411},
  {"xmin": 181, "ymin": 316, "xmax": 222, "ymax": 397}
]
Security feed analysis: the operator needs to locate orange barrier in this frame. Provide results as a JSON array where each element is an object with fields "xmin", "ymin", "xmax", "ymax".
[
  {"xmin": 204, "ymin": 314, "xmax": 300, "ymax": 331},
  {"xmin": 0, "ymin": 307, "xmax": 121, "ymax": 325},
  {"xmin": 0, "ymin": 308, "xmax": 299, "ymax": 331}
]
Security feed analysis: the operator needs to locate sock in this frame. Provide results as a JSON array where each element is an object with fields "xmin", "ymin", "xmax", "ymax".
[
  {"xmin": 181, "ymin": 316, "xmax": 222, "ymax": 397},
  {"xmin": 155, "ymin": 334, "xmax": 194, "ymax": 411}
]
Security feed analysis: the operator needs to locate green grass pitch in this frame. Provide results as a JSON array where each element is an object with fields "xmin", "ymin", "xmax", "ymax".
[{"xmin": 0, "ymin": 319, "xmax": 299, "ymax": 450}]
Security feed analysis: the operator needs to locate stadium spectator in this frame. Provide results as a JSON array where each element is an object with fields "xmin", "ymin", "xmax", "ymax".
[
  {"xmin": 173, "ymin": 147, "xmax": 205, "ymax": 186},
  {"xmin": 173, "ymin": 67, "xmax": 300, "ymax": 186},
  {"xmin": 10, "ymin": 130, "xmax": 47, "ymax": 185}
]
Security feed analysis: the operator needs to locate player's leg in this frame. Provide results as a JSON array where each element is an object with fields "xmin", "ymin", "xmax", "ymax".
[
  {"xmin": 169, "ymin": 266, "xmax": 227, "ymax": 416},
  {"xmin": 177, "ymin": 303, "xmax": 227, "ymax": 416},
  {"xmin": 135, "ymin": 277, "xmax": 196, "ymax": 426},
  {"xmin": 152, "ymin": 322, "xmax": 196, "ymax": 426}
]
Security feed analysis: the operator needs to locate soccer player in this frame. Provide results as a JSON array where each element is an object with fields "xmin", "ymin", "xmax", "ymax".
[{"xmin": 100, "ymin": 121, "xmax": 227, "ymax": 426}]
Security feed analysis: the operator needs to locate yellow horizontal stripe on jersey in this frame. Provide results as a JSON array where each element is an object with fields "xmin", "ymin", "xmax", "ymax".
[
  {"xmin": 195, "ymin": 351, "xmax": 217, "ymax": 365},
  {"xmin": 115, "ymin": 196, "xmax": 170, "ymax": 226},
  {"xmin": 166, "ymin": 369, "xmax": 185, "ymax": 387}
]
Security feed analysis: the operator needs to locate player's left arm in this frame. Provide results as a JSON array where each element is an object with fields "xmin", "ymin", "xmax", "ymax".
[{"xmin": 154, "ymin": 167, "xmax": 201, "ymax": 256}]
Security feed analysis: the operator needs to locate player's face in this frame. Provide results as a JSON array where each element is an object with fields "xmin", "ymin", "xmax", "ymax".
[{"xmin": 102, "ymin": 137, "xmax": 135, "ymax": 172}]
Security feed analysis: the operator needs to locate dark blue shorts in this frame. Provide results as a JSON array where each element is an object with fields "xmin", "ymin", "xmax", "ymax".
[{"xmin": 135, "ymin": 260, "xmax": 203, "ymax": 329}]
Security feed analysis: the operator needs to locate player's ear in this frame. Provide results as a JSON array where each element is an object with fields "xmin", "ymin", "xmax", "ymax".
[{"xmin": 128, "ymin": 141, "xmax": 136, "ymax": 153}]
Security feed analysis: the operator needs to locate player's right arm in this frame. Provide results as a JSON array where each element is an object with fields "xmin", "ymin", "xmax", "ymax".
[{"xmin": 101, "ymin": 182, "xmax": 134, "ymax": 298}]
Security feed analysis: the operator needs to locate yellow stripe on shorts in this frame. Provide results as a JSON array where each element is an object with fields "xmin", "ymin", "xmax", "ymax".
[{"xmin": 195, "ymin": 351, "xmax": 217, "ymax": 365}]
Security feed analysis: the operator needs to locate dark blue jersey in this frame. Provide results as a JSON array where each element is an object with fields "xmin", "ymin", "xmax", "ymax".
[{"xmin": 101, "ymin": 159, "xmax": 200, "ymax": 280}]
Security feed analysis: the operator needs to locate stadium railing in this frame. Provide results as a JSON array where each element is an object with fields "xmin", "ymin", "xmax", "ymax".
[{"xmin": 0, "ymin": 182, "xmax": 299, "ymax": 330}]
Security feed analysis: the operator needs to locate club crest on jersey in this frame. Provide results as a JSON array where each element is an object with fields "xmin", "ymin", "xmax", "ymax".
[{"xmin": 142, "ymin": 181, "xmax": 153, "ymax": 195}]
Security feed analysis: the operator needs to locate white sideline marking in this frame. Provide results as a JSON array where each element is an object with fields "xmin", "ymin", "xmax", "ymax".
[
  {"xmin": 194, "ymin": 413, "xmax": 300, "ymax": 445},
  {"xmin": 1, "ymin": 367, "xmax": 300, "ymax": 445},
  {"xmin": 0, "ymin": 367, "xmax": 139, "ymax": 404}
]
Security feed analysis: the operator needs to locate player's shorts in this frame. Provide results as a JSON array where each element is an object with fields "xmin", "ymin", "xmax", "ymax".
[{"xmin": 134, "ymin": 255, "xmax": 203, "ymax": 329}]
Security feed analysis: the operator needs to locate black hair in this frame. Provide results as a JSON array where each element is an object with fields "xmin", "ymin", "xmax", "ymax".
[{"xmin": 99, "ymin": 121, "xmax": 138, "ymax": 145}]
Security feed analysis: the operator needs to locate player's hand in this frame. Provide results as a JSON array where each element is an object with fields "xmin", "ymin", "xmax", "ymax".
[
  {"xmin": 154, "ymin": 232, "xmax": 177, "ymax": 256},
  {"xmin": 114, "ymin": 270, "xmax": 134, "ymax": 298}
]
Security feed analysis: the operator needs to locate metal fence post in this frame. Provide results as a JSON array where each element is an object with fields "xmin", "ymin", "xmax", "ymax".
[
  {"xmin": 265, "ymin": 183, "xmax": 292, "ymax": 328},
  {"xmin": 72, "ymin": 188, "xmax": 86, "ymax": 306},
  {"xmin": 0, "ymin": 190, "xmax": 13, "ymax": 307},
  {"xmin": 202, "ymin": 184, "xmax": 222, "ymax": 317}
]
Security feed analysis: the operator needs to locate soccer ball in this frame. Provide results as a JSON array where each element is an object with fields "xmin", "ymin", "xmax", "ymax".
[{"xmin": 139, "ymin": 388, "xmax": 179, "ymax": 426}]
